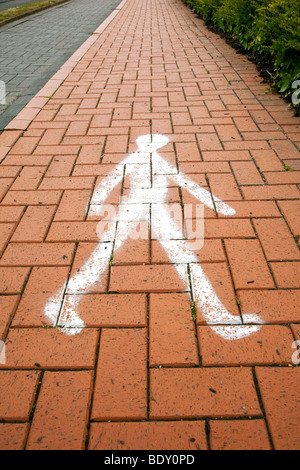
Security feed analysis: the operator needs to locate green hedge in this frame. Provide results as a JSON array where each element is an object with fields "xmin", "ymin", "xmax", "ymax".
[{"xmin": 185, "ymin": 0, "xmax": 300, "ymax": 99}]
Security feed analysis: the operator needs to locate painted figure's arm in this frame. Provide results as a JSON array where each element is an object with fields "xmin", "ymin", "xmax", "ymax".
[{"xmin": 172, "ymin": 172, "xmax": 236, "ymax": 216}]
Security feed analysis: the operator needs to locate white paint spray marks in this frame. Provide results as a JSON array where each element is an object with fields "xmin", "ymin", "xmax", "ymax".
[{"xmin": 44, "ymin": 133, "xmax": 263, "ymax": 339}]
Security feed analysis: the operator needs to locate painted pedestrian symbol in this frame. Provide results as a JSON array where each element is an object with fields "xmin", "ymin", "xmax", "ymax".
[{"xmin": 45, "ymin": 134, "xmax": 263, "ymax": 339}]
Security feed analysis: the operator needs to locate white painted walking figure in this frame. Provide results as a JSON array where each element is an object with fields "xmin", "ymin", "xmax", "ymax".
[{"xmin": 45, "ymin": 134, "xmax": 263, "ymax": 339}]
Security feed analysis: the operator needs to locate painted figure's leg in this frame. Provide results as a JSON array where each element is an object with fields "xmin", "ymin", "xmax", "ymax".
[
  {"xmin": 43, "ymin": 135, "xmax": 169, "ymax": 335},
  {"xmin": 45, "ymin": 198, "xmax": 150, "ymax": 334},
  {"xmin": 45, "ymin": 242, "xmax": 113, "ymax": 335},
  {"xmin": 154, "ymin": 205, "xmax": 263, "ymax": 340}
]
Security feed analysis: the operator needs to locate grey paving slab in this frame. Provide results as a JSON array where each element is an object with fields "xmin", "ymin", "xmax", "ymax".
[{"xmin": 0, "ymin": 0, "xmax": 122, "ymax": 130}]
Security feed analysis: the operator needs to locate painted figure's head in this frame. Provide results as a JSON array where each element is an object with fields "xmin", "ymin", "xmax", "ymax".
[{"xmin": 136, "ymin": 134, "xmax": 169, "ymax": 152}]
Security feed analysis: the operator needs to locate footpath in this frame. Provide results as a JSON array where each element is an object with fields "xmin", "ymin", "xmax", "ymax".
[{"xmin": 0, "ymin": 0, "xmax": 299, "ymax": 451}]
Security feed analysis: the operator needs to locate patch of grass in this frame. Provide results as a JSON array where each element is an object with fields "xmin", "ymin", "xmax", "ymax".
[
  {"xmin": 191, "ymin": 301, "xmax": 197, "ymax": 322},
  {"xmin": 42, "ymin": 324, "xmax": 59, "ymax": 329},
  {"xmin": 0, "ymin": 0, "xmax": 70, "ymax": 25},
  {"xmin": 283, "ymin": 164, "xmax": 292, "ymax": 171}
]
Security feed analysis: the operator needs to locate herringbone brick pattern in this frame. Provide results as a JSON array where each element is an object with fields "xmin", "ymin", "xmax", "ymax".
[{"xmin": 0, "ymin": 0, "xmax": 299, "ymax": 450}]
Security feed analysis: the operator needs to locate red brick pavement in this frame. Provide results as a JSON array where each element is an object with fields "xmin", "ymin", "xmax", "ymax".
[{"xmin": 0, "ymin": 0, "xmax": 299, "ymax": 451}]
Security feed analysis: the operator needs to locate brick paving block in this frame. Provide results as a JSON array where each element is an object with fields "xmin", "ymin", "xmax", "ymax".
[
  {"xmin": 208, "ymin": 173, "xmax": 242, "ymax": 200},
  {"xmin": 195, "ymin": 262, "xmax": 240, "ymax": 324},
  {"xmin": 215, "ymin": 124, "xmax": 242, "ymax": 142},
  {"xmin": 205, "ymin": 101, "xmax": 226, "ymax": 112},
  {"xmin": 0, "ymin": 179, "xmax": 15, "ymax": 201},
  {"xmin": 225, "ymin": 239, "xmax": 274, "ymax": 289},
  {"xmin": 0, "ymin": 371, "xmax": 40, "ymax": 420},
  {"xmin": 179, "ymin": 161, "xmax": 230, "ymax": 174},
  {"xmin": 151, "ymin": 239, "xmax": 225, "ymax": 264},
  {"xmin": 54, "ymin": 190, "xmax": 91, "ymax": 221},
  {"xmin": 46, "ymin": 221, "xmax": 110, "ymax": 242},
  {"xmin": 0, "ymin": 243, "xmax": 75, "ymax": 267},
  {"xmin": 27, "ymin": 371, "xmax": 93, "ymax": 450},
  {"xmin": 264, "ymin": 171, "xmax": 300, "ymax": 185},
  {"xmin": 0, "ymin": 131, "xmax": 23, "ymax": 148},
  {"xmin": 77, "ymin": 144, "xmax": 103, "ymax": 164},
  {"xmin": 0, "ymin": 206, "xmax": 24, "ymax": 223},
  {"xmin": 202, "ymin": 150, "xmax": 251, "ymax": 161},
  {"xmin": 150, "ymin": 293, "xmax": 198, "ymax": 367},
  {"xmin": 105, "ymin": 135, "xmax": 128, "ymax": 153},
  {"xmin": 181, "ymin": 192, "xmax": 216, "ymax": 219},
  {"xmin": 238, "ymin": 289, "xmax": 300, "ymax": 324},
  {"xmin": 9, "ymin": 137, "xmax": 41, "ymax": 155},
  {"xmin": 90, "ymin": 114, "xmax": 112, "ymax": 129},
  {"xmin": 242, "ymin": 131, "xmax": 285, "ymax": 141},
  {"xmin": 250, "ymin": 149, "xmax": 283, "ymax": 172},
  {"xmin": 234, "ymin": 117, "xmax": 259, "ymax": 133},
  {"xmin": 66, "ymin": 121, "xmax": 90, "ymax": 137},
  {"xmin": 256, "ymin": 367, "xmax": 300, "ymax": 449},
  {"xmin": 46, "ymin": 155, "xmax": 77, "ymax": 177},
  {"xmin": 12, "ymin": 267, "xmax": 69, "ymax": 327},
  {"xmin": 249, "ymin": 110, "xmax": 275, "ymax": 124},
  {"xmin": 152, "ymin": 119, "xmax": 173, "ymax": 135},
  {"xmin": 150, "ymin": 368, "xmax": 261, "ymax": 419},
  {"xmin": 155, "ymin": 173, "xmax": 206, "ymax": 188},
  {"xmin": 92, "ymin": 329, "xmax": 147, "ymax": 421},
  {"xmin": 0, "ymin": 295, "xmax": 19, "ymax": 339},
  {"xmin": 231, "ymin": 161, "xmax": 264, "ymax": 185},
  {"xmin": 39, "ymin": 176, "xmax": 94, "ymax": 191},
  {"xmin": 0, "ymin": 328, "xmax": 99, "ymax": 369},
  {"xmin": 1, "ymin": 190, "xmax": 62, "ymax": 206},
  {"xmin": 218, "ymin": 201, "xmax": 281, "ymax": 218},
  {"xmin": 269, "ymin": 140, "xmax": 300, "ymax": 159},
  {"xmin": 91, "ymin": 180, "xmax": 122, "ymax": 205},
  {"xmin": 253, "ymin": 219, "xmax": 300, "ymax": 261},
  {"xmin": 270, "ymin": 262, "xmax": 300, "ymax": 288},
  {"xmin": 39, "ymin": 129, "xmax": 66, "ymax": 146},
  {"xmin": 3, "ymin": 155, "xmax": 52, "ymax": 166},
  {"xmin": 89, "ymin": 421, "xmax": 208, "ymax": 450},
  {"xmin": 61, "ymin": 293, "xmax": 147, "ymax": 327},
  {"xmin": 154, "ymin": 151, "xmax": 177, "ymax": 172},
  {"xmin": 0, "ymin": 166, "xmax": 21, "ymax": 178},
  {"xmin": 66, "ymin": 242, "xmax": 112, "ymax": 294},
  {"xmin": 0, "ymin": 223, "xmax": 15, "ymax": 255},
  {"xmin": 73, "ymin": 163, "xmax": 119, "ymax": 177},
  {"xmin": 196, "ymin": 133, "xmax": 222, "ymax": 151},
  {"xmin": 291, "ymin": 324, "xmax": 300, "ymax": 341},
  {"xmin": 109, "ymin": 264, "xmax": 189, "ymax": 293},
  {"xmin": 0, "ymin": 423, "xmax": 29, "ymax": 450},
  {"xmin": 122, "ymin": 187, "xmax": 180, "ymax": 204},
  {"xmin": 0, "ymin": 267, "xmax": 30, "ymax": 294},
  {"xmin": 241, "ymin": 185, "xmax": 300, "ymax": 200},
  {"xmin": 224, "ymin": 140, "xmax": 269, "ymax": 151},
  {"xmin": 210, "ymin": 420, "xmax": 271, "ymax": 450},
  {"xmin": 277, "ymin": 200, "xmax": 300, "ymax": 237},
  {"xmin": 284, "ymin": 159, "xmax": 300, "ymax": 170},
  {"xmin": 113, "ymin": 237, "xmax": 150, "ymax": 264},
  {"xmin": 11, "ymin": 206, "xmax": 55, "ymax": 243},
  {"xmin": 175, "ymin": 142, "xmax": 201, "ymax": 162},
  {"xmin": 11, "ymin": 167, "xmax": 45, "ymax": 191},
  {"xmin": 204, "ymin": 219, "xmax": 255, "ymax": 239},
  {"xmin": 198, "ymin": 325, "xmax": 294, "ymax": 366},
  {"xmin": 172, "ymin": 113, "xmax": 193, "ymax": 126}
]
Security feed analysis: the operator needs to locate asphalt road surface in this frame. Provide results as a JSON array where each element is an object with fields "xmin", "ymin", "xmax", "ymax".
[{"xmin": 0, "ymin": 0, "xmax": 122, "ymax": 130}]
